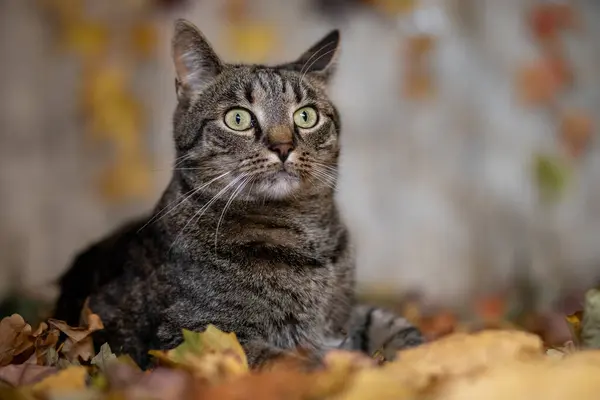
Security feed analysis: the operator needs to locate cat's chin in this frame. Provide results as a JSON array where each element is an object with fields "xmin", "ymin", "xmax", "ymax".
[{"xmin": 257, "ymin": 172, "xmax": 301, "ymax": 200}]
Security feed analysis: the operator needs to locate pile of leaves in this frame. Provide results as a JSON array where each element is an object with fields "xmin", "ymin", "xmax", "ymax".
[{"xmin": 2, "ymin": 290, "xmax": 600, "ymax": 400}]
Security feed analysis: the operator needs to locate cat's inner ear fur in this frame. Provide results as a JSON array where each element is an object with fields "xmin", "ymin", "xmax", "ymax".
[
  {"xmin": 172, "ymin": 19, "xmax": 223, "ymax": 98},
  {"xmin": 284, "ymin": 29, "xmax": 340, "ymax": 83}
]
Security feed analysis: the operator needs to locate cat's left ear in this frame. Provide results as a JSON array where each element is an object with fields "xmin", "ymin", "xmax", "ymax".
[
  {"xmin": 172, "ymin": 19, "xmax": 223, "ymax": 99},
  {"xmin": 284, "ymin": 30, "xmax": 340, "ymax": 83}
]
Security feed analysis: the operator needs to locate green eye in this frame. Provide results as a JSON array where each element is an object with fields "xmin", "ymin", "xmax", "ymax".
[
  {"xmin": 293, "ymin": 106, "xmax": 318, "ymax": 129},
  {"xmin": 224, "ymin": 108, "xmax": 253, "ymax": 131}
]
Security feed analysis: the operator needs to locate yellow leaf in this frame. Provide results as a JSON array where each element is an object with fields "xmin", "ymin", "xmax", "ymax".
[
  {"xmin": 334, "ymin": 368, "xmax": 417, "ymax": 400},
  {"xmin": 61, "ymin": 21, "xmax": 109, "ymax": 58},
  {"xmin": 227, "ymin": 23, "xmax": 278, "ymax": 63},
  {"xmin": 30, "ymin": 366, "xmax": 87, "ymax": 395},
  {"xmin": 149, "ymin": 325, "xmax": 248, "ymax": 383},
  {"xmin": 566, "ymin": 311, "xmax": 583, "ymax": 346}
]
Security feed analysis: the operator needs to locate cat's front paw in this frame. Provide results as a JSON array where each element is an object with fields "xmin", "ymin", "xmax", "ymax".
[{"xmin": 343, "ymin": 306, "xmax": 425, "ymax": 361}]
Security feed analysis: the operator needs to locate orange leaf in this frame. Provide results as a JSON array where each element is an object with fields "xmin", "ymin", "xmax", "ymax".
[{"xmin": 560, "ymin": 110, "xmax": 593, "ymax": 158}]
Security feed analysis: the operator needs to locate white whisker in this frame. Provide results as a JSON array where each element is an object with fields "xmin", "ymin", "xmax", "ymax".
[{"xmin": 138, "ymin": 170, "xmax": 231, "ymax": 233}]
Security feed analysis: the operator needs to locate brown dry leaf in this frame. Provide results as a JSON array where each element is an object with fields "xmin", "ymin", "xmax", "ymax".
[
  {"xmin": 0, "ymin": 315, "xmax": 34, "ymax": 367},
  {"xmin": 30, "ymin": 366, "xmax": 87, "ymax": 396},
  {"xmin": 560, "ymin": 110, "xmax": 593, "ymax": 158},
  {"xmin": 48, "ymin": 304, "xmax": 103, "ymax": 363},
  {"xmin": 391, "ymin": 330, "xmax": 544, "ymax": 383},
  {"xmin": 0, "ymin": 364, "xmax": 59, "ymax": 387}
]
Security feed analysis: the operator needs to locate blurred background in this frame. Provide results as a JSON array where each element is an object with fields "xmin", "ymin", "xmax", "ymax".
[{"xmin": 1, "ymin": 0, "xmax": 600, "ymax": 337}]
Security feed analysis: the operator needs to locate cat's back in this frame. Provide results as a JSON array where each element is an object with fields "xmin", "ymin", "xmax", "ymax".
[{"xmin": 53, "ymin": 217, "xmax": 148, "ymax": 325}]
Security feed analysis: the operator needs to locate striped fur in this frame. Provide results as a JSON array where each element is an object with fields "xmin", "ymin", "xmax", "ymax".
[{"xmin": 53, "ymin": 20, "xmax": 423, "ymax": 369}]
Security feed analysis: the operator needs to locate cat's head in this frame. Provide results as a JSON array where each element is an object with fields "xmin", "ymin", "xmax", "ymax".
[{"xmin": 171, "ymin": 19, "xmax": 341, "ymax": 201}]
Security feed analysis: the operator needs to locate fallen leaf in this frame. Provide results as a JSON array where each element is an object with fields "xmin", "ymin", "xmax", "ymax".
[
  {"xmin": 30, "ymin": 366, "xmax": 88, "ymax": 396},
  {"xmin": 566, "ymin": 311, "xmax": 583, "ymax": 346},
  {"xmin": 0, "ymin": 365, "xmax": 59, "ymax": 387},
  {"xmin": 0, "ymin": 315, "xmax": 33, "ymax": 367},
  {"xmin": 91, "ymin": 343, "xmax": 117, "ymax": 372},
  {"xmin": 517, "ymin": 57, "xmax": 568, "ymax": 106},
  {"xmin": 149, "ymin": 325, "xmax": 248, "ymax": 383},
  {"xmin": 392, "ymin": 330, "xmax": 544, "ymax": 381},
  {"xmin": 48, "ymin": 304, "xmax": 104, "ymax": 363},
  {"xmin": 560, "ymin": 110, "xmax": 593, "ymax": 158}
]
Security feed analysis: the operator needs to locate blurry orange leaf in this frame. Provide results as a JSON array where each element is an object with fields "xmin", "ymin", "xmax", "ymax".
[
  {"xmin": 131, "ymin": 21, "xmax": 158, "ymax": 59},
  {"xmin": 517, "ymin": 57, "xmax": 568, "ymax": 106},
  {"xmin": 405, "ymin": 34, "xmax": 436, "ymax": 58},
  {"xmin": 560, "ymin": 110, "xmax": 593, "ymax": 158},
  {"xmin": 529, "ymin": 3, "xmax": 576, "ymax": 41},
  {"xmin": 475, "ymin": 296, "xmax": 507, "ymax": 323},
  {"xmin": 418, "ymin": 311, "xmax": 457, "ymax": 340}
]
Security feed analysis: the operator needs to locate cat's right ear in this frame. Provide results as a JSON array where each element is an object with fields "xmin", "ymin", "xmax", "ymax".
[{"xmin": 172, "ymin": 19, "xmax": 223, "ymax": 99}]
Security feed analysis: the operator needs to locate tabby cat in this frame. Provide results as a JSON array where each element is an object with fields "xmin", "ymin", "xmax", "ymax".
[{"xmin": 54, "ymin": 19, "xmax": 423, "ymax": 368}]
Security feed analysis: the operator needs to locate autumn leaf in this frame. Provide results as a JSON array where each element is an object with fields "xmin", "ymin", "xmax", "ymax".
[
  {"xmin": 47, "ymin": 303, "xmax": 104, "ymax": 363},
  {"xmin": 29, "ymin": 366, "xmax": 88, "ymax": 396},
  {"xmin": 533, "ymin": 153, "xmax": 570, "ymax": 204},
  {"xmin": 227, "ymin": 23, "xmax": 278, "ymax": 63},
  {"xmin": 566, "ymin": 311, "xmax": 583, "ymax": 346},
  {"xmin": 90, "ymin": 343, "xmax": 117, "ymax": 372},
  {"xmin": 391, "ymin": 330, "xmax": 544, "ymax": 382},
  {"xmin": 0, "ymin": 315, "xmax": 33, "ymax": 367},
  {"xmin": 149, "ymin": 325, "xmax": 248, "ymax": 383},
  {"xmin": 0, "ymin": 364, "xmax": 59, "ymax": 387},
  {"xmin": 560, "ymin": 110, "xmax": 593, "ymax": 158}
]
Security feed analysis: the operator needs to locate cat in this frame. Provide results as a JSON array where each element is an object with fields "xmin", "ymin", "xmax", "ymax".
[{"xmin": 53, "ymin": 19, "xmax": 423, "ymax": 369}]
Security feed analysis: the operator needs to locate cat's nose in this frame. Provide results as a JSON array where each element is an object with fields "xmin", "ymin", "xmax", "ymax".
[{"xmin": 268, "ymin": 142, "xmax": 295, "ymax": 162}]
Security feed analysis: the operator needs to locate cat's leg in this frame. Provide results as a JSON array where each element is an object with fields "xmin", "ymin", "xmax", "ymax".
[{"xmin": 340, "ymin": 305, "xmax": 424, "ymax": 360}]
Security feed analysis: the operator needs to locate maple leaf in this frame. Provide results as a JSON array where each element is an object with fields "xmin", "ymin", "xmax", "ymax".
[{"xmin": 149, "ymin": 325, "xmax": 248, "ymax": 383}]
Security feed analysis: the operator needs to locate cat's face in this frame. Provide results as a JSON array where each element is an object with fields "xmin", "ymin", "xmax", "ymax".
[{"xmin": 171, "ymin": 20, "xmax": 341, "ymax": 201}]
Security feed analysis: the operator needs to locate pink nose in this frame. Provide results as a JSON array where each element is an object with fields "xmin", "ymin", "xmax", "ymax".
[{"xmin": 269, "ymin": 142, "xmax": 294, "ymax": 162}]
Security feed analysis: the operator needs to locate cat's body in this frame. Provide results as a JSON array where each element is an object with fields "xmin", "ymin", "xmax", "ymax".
[{"xmin": 54, "ymin": 20, "xmax": 423, "ymax": 368}]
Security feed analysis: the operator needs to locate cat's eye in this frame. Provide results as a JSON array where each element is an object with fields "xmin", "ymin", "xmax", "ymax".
[
  {"xmin": 293, "ymin": 107, "xmax": 318, "ymax": 129},
  {"xmin": 224, "ymin": 108, "xmax": 253, "ymax": 131}
]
